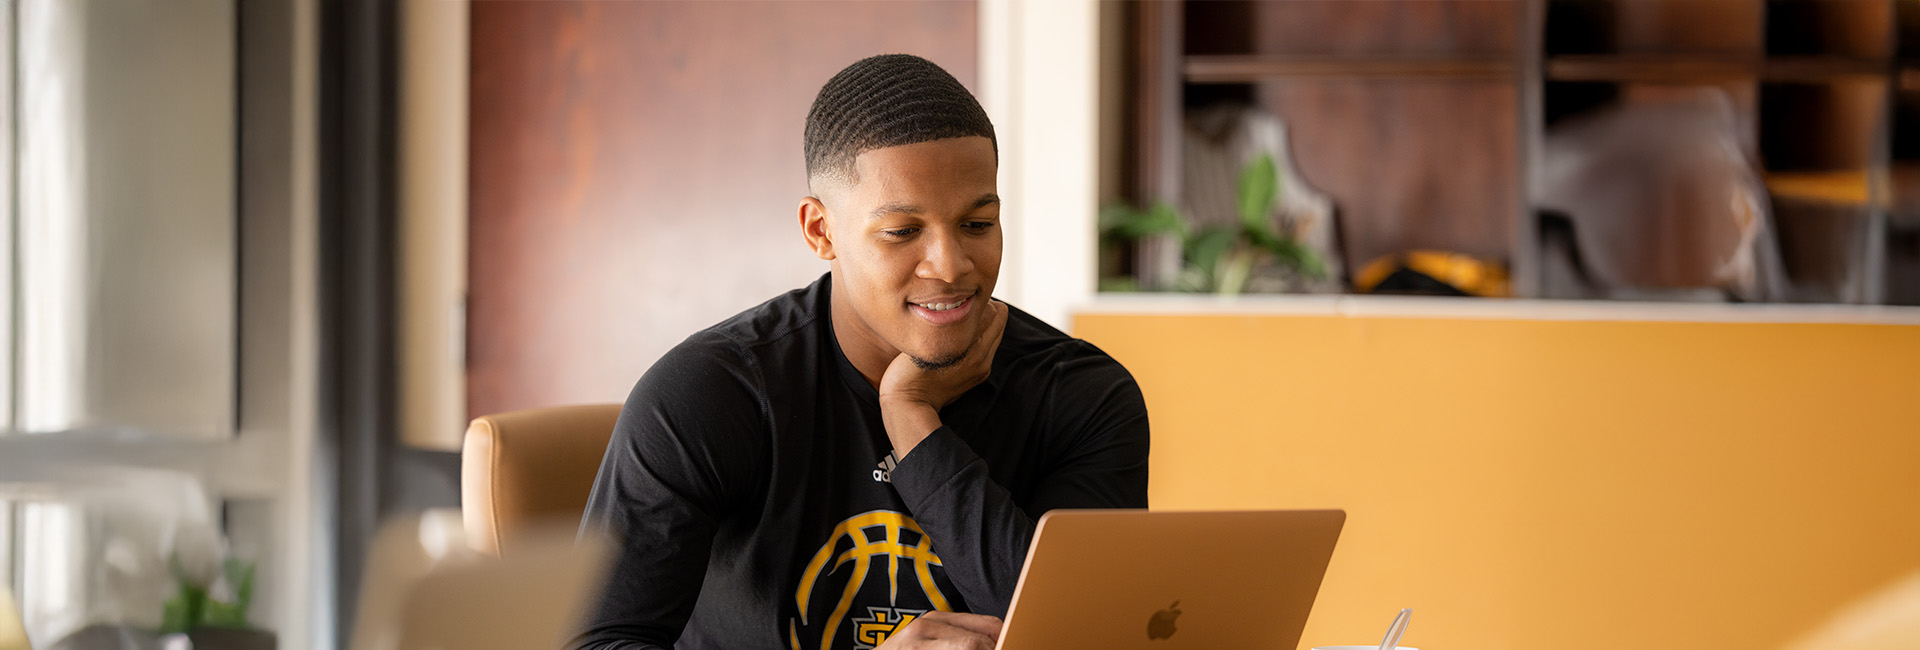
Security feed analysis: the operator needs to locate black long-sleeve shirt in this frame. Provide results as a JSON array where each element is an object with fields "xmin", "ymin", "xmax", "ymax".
[{"xmin": 571, "ymin": 274, "xmax": 1150, "ymax": 650}]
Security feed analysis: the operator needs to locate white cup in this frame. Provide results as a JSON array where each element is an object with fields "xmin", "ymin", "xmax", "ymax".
[{"xmin": 1313, "ymin": 646, "xmax": 1420, "ymax": 650}]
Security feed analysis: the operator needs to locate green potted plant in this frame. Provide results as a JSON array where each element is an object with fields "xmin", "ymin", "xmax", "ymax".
[
  {"xmin": 1099, "ymin": 153, "xmax": 1326, "ymax": 294},
  {"xmin": 162, "ymin": 555, "xmax": 273, "ymax": 650}
]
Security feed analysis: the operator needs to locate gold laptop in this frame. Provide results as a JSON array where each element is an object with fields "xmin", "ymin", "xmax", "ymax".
[{"xmin": 997, "ymin": 509, "xmax": 1346, "ymax": 650}]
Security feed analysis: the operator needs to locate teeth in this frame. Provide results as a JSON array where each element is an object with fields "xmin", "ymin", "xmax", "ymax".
[{"xmin": 917, "ymin": 299, "xmax": 965, "ymax": 311}]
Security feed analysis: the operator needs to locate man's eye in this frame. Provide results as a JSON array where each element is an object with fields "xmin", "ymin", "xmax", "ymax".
[
  {"xmin": 964, "ymin": 221, "xmax": 995, "ymax": 232},
  {"xmin": 882, "ymin": 228, "xmax": 919, "ymax": 238}
]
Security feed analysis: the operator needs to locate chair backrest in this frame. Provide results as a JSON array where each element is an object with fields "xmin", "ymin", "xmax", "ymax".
[{"xmin": 461, "ymin": 404, "xmax": 623, "ymax": 557}]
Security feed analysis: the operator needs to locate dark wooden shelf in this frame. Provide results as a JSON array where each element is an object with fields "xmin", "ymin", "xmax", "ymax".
[
  {"xmin": 1763, "ymin": 56, "xmax": 1889, "ymax": 82},
  {"xmin": 1547, "ymin": 55, "xmax": 1750, "ymax": 82},
  {"xmin": 1184, "ymin": 55, "xmax": 1516, "ymax": 83},
  {"xmin": 1545, "ymin": 55, "xmax": 1887, "ymax": 83}
]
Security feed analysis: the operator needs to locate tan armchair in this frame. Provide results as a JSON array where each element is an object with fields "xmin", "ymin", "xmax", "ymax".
[{"xmin": 460, "ymin": 404, "xmax": 623, "ymax": 557}]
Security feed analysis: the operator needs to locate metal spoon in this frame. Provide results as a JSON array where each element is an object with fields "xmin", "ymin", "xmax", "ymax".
[{"xmin": 1377, "ymin": 608, "xmax": 1412, "ymax": 650}]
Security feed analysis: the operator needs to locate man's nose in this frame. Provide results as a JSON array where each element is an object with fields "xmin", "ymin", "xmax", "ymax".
[{"xmin": 916, "ymin": 230, "xmax": 974, "ymax": 282}]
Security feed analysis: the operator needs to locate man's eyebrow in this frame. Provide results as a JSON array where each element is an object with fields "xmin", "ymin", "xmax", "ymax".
[
  {"xmin": 868, "ymin": 201, "xmax": 924, "ymax": 221},
  {"xmin": 867, "ymin": 194, "xmax": 1001, "ymax": 221}
]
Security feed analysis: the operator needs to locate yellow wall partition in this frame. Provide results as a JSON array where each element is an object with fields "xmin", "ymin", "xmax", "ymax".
[{"xmin": 1074, "ymin": 302, "xmax": 1920, "ymax": 650}]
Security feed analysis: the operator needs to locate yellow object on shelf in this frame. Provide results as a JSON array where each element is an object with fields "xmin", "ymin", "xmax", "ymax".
[
  {"xmin": 1353, "ymin": 250, "xmax": 1511, "ymax": 297},
  {"xmin": 1766, "ymin": 170, "xmax": 1872, "ymax": 206}
]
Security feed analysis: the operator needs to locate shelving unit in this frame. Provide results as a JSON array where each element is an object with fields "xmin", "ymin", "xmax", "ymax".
[
  {"xmin": 1116, "ymin": 0, "xmax": 1917, "ymax": 305},
  {"xmin": 1184, "ymin": 56, "xmax": 1517, "ymax": 82},
  {"xmin": 1889, "ymin": 0, "xmax": 1920, "ymax": 303}
]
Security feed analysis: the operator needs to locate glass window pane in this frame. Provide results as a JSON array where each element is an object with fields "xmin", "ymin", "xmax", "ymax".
[
  {"xmin": 16, "ymin": 0, "xmax": 236, "ymax": 438},
  {"xmin": 0, "ymin": 501, "xmax": 12, "ymax": 591},
  {"xmin": 0, "ymin": 0, "xmax": 15, "ymax": 434},
  {"xmin": 18, "ymin": 502, "xmax": 81, "ymax": 648}
]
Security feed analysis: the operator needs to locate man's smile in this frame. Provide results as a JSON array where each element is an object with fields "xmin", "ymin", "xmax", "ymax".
[{"xmin": 908, "ymin": 292, "xmax": 975, "ymax": 325}]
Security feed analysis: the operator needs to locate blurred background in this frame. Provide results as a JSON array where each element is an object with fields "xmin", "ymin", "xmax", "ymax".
[{"xmin": 0, "ymin": 1, "xmax": 1914, "ymax": 650}]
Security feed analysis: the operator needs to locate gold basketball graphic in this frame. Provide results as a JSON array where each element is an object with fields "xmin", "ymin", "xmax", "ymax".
[{"xmin": 789, "ymin": 510, "xmax": 959, "ymax": 650}]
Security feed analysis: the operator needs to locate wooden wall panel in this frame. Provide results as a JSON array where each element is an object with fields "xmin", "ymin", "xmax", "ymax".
[
  {"xmin": 1242, "ymin": 1, "xmax": 1522, "ymax": 270},
  {"xmin": 1546, "ymin": 0, "xmax": 1762, "ymax": 55},
  {"xmin": 468, "ymin": 1, "xmax": 977, "ymax": 418},
  {"xmin": 1249, "ymin": 0, "xmax": 1519, "ymax": 57},
  {"xmin": 1258, "ymin": 81, "xmax": 1520, "ymax": 267},
  {"xmin": 1186, "ymin": 0, "xmax": 1519, "ymax": 57}
]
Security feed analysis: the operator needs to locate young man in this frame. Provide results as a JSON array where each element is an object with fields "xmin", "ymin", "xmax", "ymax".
[{"xmin": 572, "ymin": 54, "xmax": 1149, "ymax": 650}]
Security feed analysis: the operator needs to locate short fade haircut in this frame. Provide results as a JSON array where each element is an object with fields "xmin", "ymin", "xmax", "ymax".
[{"xmin": 803, "ymin": 54, "xmax": 997, "ymax": 188}]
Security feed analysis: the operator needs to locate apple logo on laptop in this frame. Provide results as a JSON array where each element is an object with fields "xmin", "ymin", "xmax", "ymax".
[{"xmin": 1147, "ymin": 600, "xmax": 1181, "ymax": 640}]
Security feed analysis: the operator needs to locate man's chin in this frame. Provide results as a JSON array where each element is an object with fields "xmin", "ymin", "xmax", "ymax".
[
  {"xmin": 896, "ymin": 331, "xmax": 974, "ymax": 370},
  {"xmin": 907, "ymin": 350, "xmax": 966, "ymax": 370},
  {"xmin": 890, "ymin": 321, "xmax": 982, "ymax": 369}
]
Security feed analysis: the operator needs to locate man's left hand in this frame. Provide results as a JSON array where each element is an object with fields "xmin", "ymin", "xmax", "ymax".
[{"xmin": 873, "ymin": 611, "xmax": 1002, "ymax": 650}]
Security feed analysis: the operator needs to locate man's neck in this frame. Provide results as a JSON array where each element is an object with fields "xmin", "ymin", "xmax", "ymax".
[{"xmin": 828, "ymin": 275, "xmax": 894, "ymax": 390}]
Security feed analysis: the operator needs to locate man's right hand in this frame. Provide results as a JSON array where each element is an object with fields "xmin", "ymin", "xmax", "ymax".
[
  {"xmin": 877, "ymin": 299, "xmax": 1010, "ymax": 460},
  {"xmin": 875, "ymin": 611, "xmax": 1003, "ymax": 650}
]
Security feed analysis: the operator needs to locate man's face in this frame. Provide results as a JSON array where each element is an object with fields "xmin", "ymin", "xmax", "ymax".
[{"xmin": 813, "ymin": 136, "xmax": 1001, "ymax": 368}]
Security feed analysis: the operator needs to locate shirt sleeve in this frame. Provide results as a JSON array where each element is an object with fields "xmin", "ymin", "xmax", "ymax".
[
  {"xmin": 568, "ymin": 334, "xmax": 770, "ymax": 650},
  {"xmin": 885, "ymin": 348, "xmax": 1151, "ymax": 617}
]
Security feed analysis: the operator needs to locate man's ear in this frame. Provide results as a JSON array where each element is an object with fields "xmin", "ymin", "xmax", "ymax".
[{"xmin": 799, "ymin": 196, "xmax": 835, "ymax": 261}]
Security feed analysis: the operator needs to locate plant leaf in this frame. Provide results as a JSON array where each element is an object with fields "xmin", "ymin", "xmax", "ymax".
[
  {"xmin": 1098, "ymin": 276, "xmax": 1141, "ymax": 293},
  {"xmin": 1184, "ymin": 226, "xmax": 1237, "ymax": 279},
  {"xmin": 1262, "ymin": 238, "xmax": 1329, "ymax": 280},
  {"xmin": 1237, "ymin": 153, "xmax": 1278, "ymax": 234},
  {"xmin": 1217, "ymin": 247, "xmax": 1257, "ymax": 295},
  {"xmin": 1098, "ymin": 203, "xmax": 1138, "ymax": 235},
  {"xmin": 1146, "ymin": 201, "xmax": 1189, "ymax": 238},
  {"xmin": 161, "ymin": 583, "xmax": 208, "ymax": 635},
  {"xmin": 1101, "ymin": 200, "xmax": 1188, "ymax": 239},
  {"xmin": 1173, "ymin": 265, "xmax": 1212, "ymax": 293}
]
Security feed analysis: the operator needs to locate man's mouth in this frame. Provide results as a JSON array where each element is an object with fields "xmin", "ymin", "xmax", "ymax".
[
  {"xmin": 908, "ymin": 292, "xmax": 975, "ymax": 325},
  {"xmin": 916, "ymin": 299, "xmax": 966, "ymax": 311}
]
